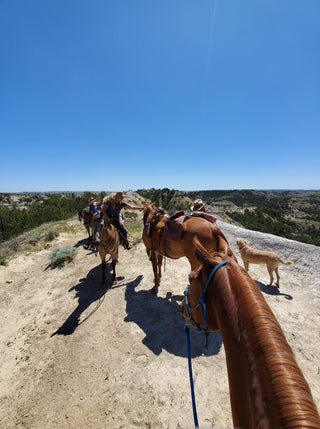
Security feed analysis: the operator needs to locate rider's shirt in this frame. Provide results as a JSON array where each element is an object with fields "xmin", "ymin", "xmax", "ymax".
[
  {"xmin": 89, "ymin": 202, "xmax": 98, "ymax": 214},
  {"xmin": 105, "ymin": 201, "xmax": 127, "ymax": 219}
]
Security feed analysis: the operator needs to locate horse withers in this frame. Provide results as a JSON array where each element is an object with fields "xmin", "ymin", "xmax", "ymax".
[
  {"xmin": 181, "ymin": 237, "xmax": 320, "ymax": 429},
  {"xmin": 142, "ymin": 202, "xmax": 236, "ymax": 293}
]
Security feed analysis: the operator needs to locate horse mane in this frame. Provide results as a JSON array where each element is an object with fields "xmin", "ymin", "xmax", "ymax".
[
  {"xmin": 222, "ymin": 260, "xmax": 319, "ymax": 426},
  {"xmin": 190, "ymin": 237, "xmax": 320, "ymax": 427}
]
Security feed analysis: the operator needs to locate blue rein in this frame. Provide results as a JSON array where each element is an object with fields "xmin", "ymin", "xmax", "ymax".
[
  {"xmin": 184, "ymin": 259, "xmax": 230, "ymax": 428},
  {"xmin": 184, "ymin": 259, "xmax": 230, "ymax": 344}
]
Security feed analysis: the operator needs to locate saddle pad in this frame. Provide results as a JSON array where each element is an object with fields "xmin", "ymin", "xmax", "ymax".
[
  {"xmin": 191, "ymin": 211, "xmax": 217, "ymax": 223},
  {"xmin": 161, "ymin": 216, "xmax": 184, "ymax": 241}
]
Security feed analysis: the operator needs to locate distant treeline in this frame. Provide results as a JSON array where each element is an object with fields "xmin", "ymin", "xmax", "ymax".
[
  {"xmin": 136, "ymin": 187, "xmax": 278, "ymax": 208},
  {"xmin": 2, "ymin": 189, "xmax": 320, "ymax": 246},
  {"xmin": 137, "ymin": 188, "xmax": 181, "ymax": 207},
  {"xmin": 137, "ymin": 188, "xmax": 320, "ymax": 246},
  {"xmin": 226, "ymin": 201, "xmax": 320, "ymax": 246},
  {"xmin": 0, "ymin": 192, "xmax": 105, "ymax": 242}
]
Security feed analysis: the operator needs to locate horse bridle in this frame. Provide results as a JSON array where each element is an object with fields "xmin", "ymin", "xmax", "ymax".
[
  {"xmin": 184, "ymin": 259, "xmax": 230, "ymax": 336},
  {"xmin": 184, "ymin": 259, "xmax": 230, "ymax": 428}
]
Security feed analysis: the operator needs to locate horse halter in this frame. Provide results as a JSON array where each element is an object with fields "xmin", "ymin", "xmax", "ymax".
[{"xmin": 184, "ymin": 260, "xmax": 230, "ymax": 342}]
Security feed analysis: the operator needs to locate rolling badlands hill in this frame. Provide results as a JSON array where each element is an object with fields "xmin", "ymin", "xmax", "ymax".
[{"xmin": 0, "ymin": 193, "xmax": 320, "ymax": 428}]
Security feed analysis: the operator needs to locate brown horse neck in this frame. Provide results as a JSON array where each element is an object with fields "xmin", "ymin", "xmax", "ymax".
[
  {"xmin": 208, "ymin": 263, "xmax": 320, "ymax": 428},
  {"xmin": 143, "ymin": 205, "xmax": 156, "ymax": 224}
]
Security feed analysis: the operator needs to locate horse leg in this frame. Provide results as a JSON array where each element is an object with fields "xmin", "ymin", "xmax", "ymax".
[
  {"xmin": 99, "ymin": 245, "xmax": 107, "ymax": 287},
  {"xmin": 89, "ymin": 219, "xmax": 100, "ymax": 252},
  {"xmin": 157, "ymin": 253, "xmax": 163, "ymax": 282},
  {"xmin": 84, "ymin": 223, "xmax": 92, "ymax": 249},
  {"xmin": 150, "ymin": 253, "xmax": 161, "ymax": 294},
  {"xmin": 93, "ymin": 219, "xmax": 101, "ymax": 245},
  {"xmin": 101, "ymin": 259, "xmax": 106, "ymax": 285},
  {"xmin": 85, "ymin": 222, "xmax": 91, "ymax": 237},
  {"xmin": 111, "ymin": 257, "xmax": 117, "ymax": 285}
]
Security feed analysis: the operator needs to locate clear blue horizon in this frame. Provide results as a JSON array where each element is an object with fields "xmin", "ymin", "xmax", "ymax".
[{"xmin": 1, "ymin": 1, "xmax": 319, "ymax": 192}]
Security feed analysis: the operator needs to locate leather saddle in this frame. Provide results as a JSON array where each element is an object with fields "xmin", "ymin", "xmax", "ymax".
[{"xmin": 146, "ymin": 209, "xmax": 217, "ymax": 251}]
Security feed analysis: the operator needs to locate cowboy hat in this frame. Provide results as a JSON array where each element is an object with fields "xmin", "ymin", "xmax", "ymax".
[
  {"xmin": 190, "ymin": 199, "xmax": 204, "ymax": 211},
  {"xmin": 88, "ymin": 197, "xmax": 95, "ymax": 203}
]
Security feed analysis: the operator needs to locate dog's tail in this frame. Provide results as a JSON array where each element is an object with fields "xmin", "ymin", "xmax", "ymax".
[{"xmin": 279, "ymin": 258, "xmax": 293, "ymax": 266}]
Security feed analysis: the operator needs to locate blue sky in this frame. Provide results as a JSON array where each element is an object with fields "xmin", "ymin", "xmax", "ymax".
[{"xmin": 1, "ymin": 1, "xmax": 319, "ymax": 192}]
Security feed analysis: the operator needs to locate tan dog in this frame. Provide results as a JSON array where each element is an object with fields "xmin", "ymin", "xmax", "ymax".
[{"xmin": 236, "ymin": 237, "xmax": 293, "ymax": 286}]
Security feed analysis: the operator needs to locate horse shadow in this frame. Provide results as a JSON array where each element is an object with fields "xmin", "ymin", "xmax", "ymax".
[
  {"xmin": 73, "ymin": 238, "xmax": 90, "ymax": 248},
  {"xmin": 51, "ymin": 264, "xmax": 116, "ymax": 337},
  {"xmin": 256, "ymin": 281, "xmax": 293, "ymax": 300},
  {"xmin": 124, "ymin": 279, "xmax": 223, "ymax": 358}
]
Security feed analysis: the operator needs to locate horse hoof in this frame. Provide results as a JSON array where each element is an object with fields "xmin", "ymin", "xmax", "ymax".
[{"xmin": 151, "ymin": 287, "xmax": 158, "ymax": 294}]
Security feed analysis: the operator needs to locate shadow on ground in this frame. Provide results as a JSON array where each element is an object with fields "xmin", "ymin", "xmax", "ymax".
[
  {"xmin": 256, "ymin": 281, "xmax": 293, "ymax": 300},
  {"xmin": 73, "ymin": 237, "xmax": 90, "ymax": 248},
  {"xmin": 50, "ymin": 262, "xmax": 223, "ymax": 358},
  {"xmin": 124, "ymin": 278, "xmax": 223, "ymax": 358},
  {"xmin": 51, "ymin": 263, "xmax": 117, "ymax": 336}
]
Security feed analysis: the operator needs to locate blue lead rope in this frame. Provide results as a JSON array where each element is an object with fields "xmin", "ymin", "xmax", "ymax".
[
  {"xmin": 185, "ymin": 324, "xmax": 199, "ymax": 428},
  {"xmin": 184, "ymin": 259, "xmax": 230, "ymax": 428}
]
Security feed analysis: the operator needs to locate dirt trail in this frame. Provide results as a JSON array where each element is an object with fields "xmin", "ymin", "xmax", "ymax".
[{"xmin": 1, "ymin": 218, "xmax": 320, "ymax": 428}]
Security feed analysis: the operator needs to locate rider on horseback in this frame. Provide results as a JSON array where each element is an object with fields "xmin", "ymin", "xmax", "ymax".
[
  {"xmin": 102, "ymin": 191, "xmax": 143, "ymax": 250},
  {"xmin": 81, "ymin": 197, "xmax": 102, "ymax": 250},
  {"xmin": 190, "ymin": 199, "xmax": 206, "ymax": 212},
  {"xmin": 88, "ymin": 197, "xmax": 100, "ymax": 214}
]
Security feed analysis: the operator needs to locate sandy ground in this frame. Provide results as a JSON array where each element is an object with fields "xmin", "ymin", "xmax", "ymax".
[{"xmin": 1, "ymin": 217, "xmax": 320, "ymax": 429}]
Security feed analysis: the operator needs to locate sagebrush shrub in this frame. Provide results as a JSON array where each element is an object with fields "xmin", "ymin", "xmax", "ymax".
[
  {"xmin": 0, "ymin": 253, "xmax": 7, "ymax": 266},
  {"xmin": 27, "ymin": 234, "xmax": 40, "ymax": 246},
  {"xmin": 45, "ymin": 229, "xmax": 59, "ymax": 242},
  {"xmin": 49, "ymin": 246, "xmax": 77, "ymax": 266},
  {"xmin": 6, "ymin": 239, "xmax": 20, "ymax": 252}
]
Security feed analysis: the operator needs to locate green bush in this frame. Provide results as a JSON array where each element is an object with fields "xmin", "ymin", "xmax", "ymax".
[
  {"xmin": 6, "ymin": 239, "xmax": 20, "ymax": 252},
  {"xmin": 45, "ymin": 229, "xmax": 59, "ymax": 242},
  {"xmin": 0, "ymin": 192, "xmax": 96, "ymax": 242},
  {"xmin": 27, "ymin": 234, "xmax": 41, "ymax": 246},
  {"xmin": 0, "ymin": 253, "xmax": 7, "ymax": 266},
  {"xmin": 49, "ymin": 246, "xmax": 78, "ymax": 267}
]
